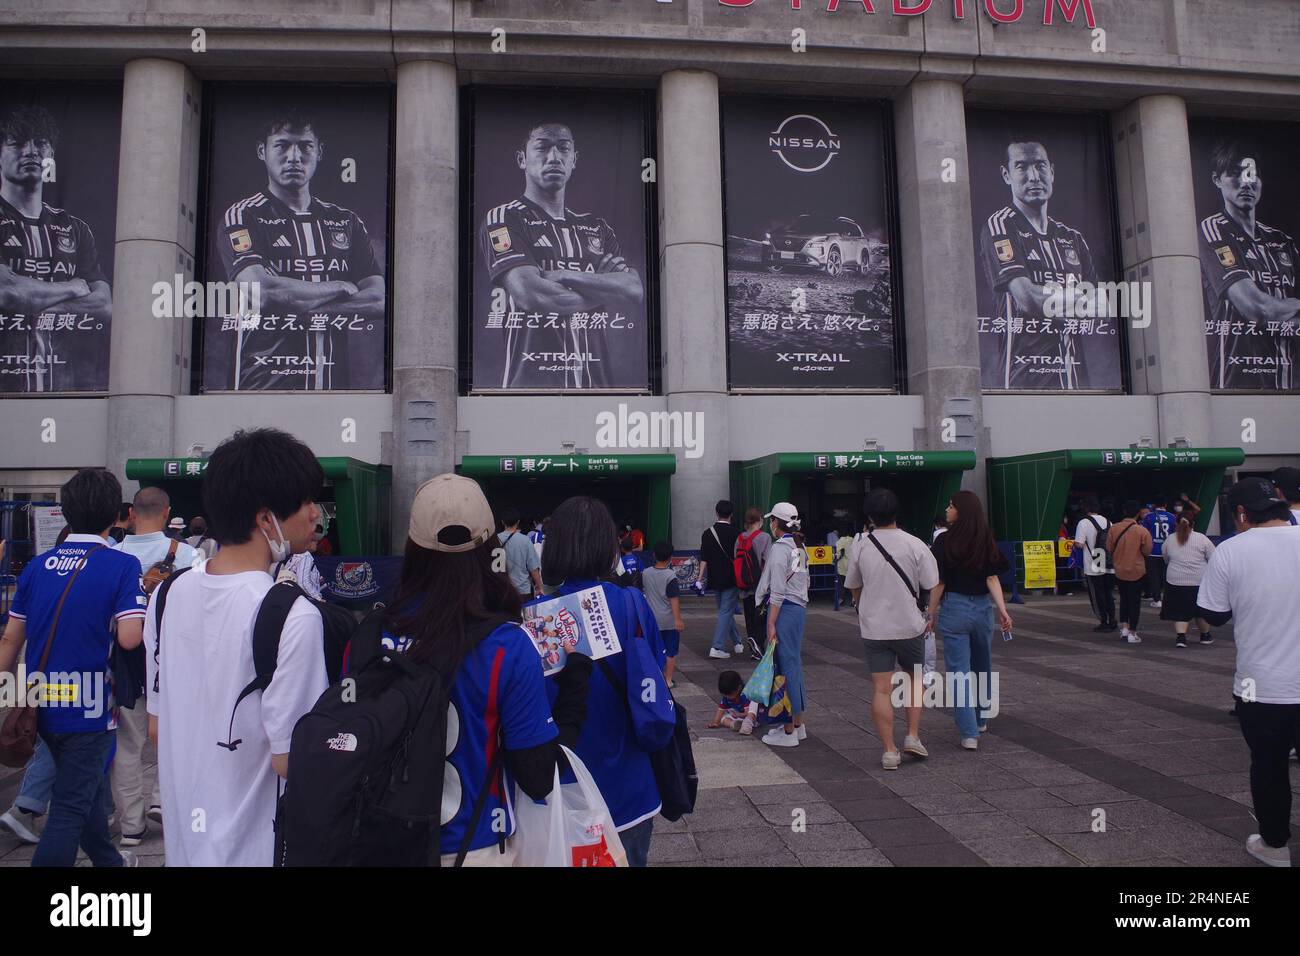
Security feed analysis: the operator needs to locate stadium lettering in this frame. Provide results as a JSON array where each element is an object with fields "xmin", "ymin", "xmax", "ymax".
[{"xmin": 716, "ymin": 0, "xmax": 1096, "ymax": 26}]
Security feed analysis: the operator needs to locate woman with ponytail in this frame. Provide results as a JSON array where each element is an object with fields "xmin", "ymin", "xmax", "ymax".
[
  {"xmin": 1160, "ymin": 512, "xmax": 1217, "ymax": 647},
  {"xmin": 755, "ymin": 502, "xmax": 809, "ymax": 747}
]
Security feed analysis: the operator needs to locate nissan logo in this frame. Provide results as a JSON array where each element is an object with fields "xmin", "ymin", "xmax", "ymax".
[{"xmin": 768, "ymin": 114, "xmax": 841, "ymax": 173}]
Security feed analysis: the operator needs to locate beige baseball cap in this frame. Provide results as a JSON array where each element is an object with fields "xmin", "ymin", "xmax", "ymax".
[{"xmin": 408, "ymin": 474, "xmax": 496, "ymax": 552}]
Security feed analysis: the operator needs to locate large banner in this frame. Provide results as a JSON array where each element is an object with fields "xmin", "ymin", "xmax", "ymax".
[
  {"xmin": 723, "ymin": 98, "xmax": 896, "ymax": 389},
  {"xmin": 1189, "ymin": 119, "xmax": 1300, "ymax": 392},
  {"xmin": 200, "ymin": 87, "xmax": 390, "ymax": 392},
  {"xmin": 0, "ymin": 85, "xmax": 120, "ymax": 393},
  {"xmin": 968, "ymin": 110, "xmax": 1122, "ymax": 392},
  {"xmin": 470, "ymin": 89, "xmax": 651, "ymax": 391}
]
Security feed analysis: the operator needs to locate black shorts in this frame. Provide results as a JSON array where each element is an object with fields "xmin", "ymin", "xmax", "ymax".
[{"xmin": 864, "ymin": 635, "xmax": 926, "ymax": 674}]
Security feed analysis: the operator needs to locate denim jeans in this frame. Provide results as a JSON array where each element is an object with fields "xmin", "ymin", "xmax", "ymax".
[
  {"xmin": 774, "ymin": 602, "xmax": 807, "ymax": 716},
  {"xmin": 15, "ymin": 737, "xmax": 57, "ymax": 814},
  {"xmin": 31, "ymin": 730, "xmax": 123, "ymax": 868},
  {"xmin": 620, "ymin": 817, "xmax": 655, "ymax": 868},
  {"xmin": 711, "ymin": 587, "xmax": 742, "ymax": 652},
  {"xmin": 937, "ymin": 592, "xmax": 994, "ymax": 739}
]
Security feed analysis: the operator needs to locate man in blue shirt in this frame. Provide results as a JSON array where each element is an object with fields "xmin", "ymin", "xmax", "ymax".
[
  {"xmin": 0, "ymin": 468, "xmax": 147, "ymax": 867},
  {"xmin": 1141, "ymin": 497, "xmax": 1176, "ymax": 609}
]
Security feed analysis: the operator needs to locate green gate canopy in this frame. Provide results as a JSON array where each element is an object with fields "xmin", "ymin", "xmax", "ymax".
[
  {"xmin": 125, "ymin": 456, "xmax": 391, "ymax": 555},
  {"xmin": 737, "ymin": 451, "xmax": 976, "ymax": 540},
  {"xmin": 459, "ymin": 454, "xmax": 676, "ymax": 548},
  {"xmin": 987, "ymin": 447, "xmax": 1245, "ymax": 542}
]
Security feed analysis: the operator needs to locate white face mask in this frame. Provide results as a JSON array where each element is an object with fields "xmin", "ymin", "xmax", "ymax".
[{"xmin": 261, "ymin": 514, "xmax": 291, "ymax": 564}]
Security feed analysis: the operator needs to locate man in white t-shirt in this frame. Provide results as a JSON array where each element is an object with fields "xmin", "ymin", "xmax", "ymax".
[
  {"xmin": 111, "ymin": 486, "xmax": 200, "ymax": 845},
  {"xmin": 1073, "ymin": 497, "xmax": 1116, "ymax": 633},
  {"xmin": 1197, "ymin": 477, "xmax": 1300, "ymax": 868},
  {"xmin": 845, "ymin": 489, "xmax": 939, "ymax": 771},
  {"xmin": 146, "ymin": 428, "xmax": 328, "ymax": 866}
]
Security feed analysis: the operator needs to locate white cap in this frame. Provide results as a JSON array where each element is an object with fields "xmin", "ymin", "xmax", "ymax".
[
  {"xmin": 764, "ymin": 502, "xmax": 800, "ymax": 528},
  {"xmin": 408, "ymin": 474, "xmax": 496, "ymax": 553},
  {"xmin": 168, "ymin": 517, "xmax": 185, "ymax": 530}
]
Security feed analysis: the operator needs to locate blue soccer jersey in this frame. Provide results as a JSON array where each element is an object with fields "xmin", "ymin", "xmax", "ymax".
[
  {"xmin": 1142, "ymin": 509, "xmax": 1175, "ymax": 556},
  {"xmin": 10, "ymin": 534, "xmax": 146, "ymax": 732}
]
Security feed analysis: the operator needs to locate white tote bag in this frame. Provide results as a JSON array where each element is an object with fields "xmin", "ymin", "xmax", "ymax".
[{"xmin": 513, "ymin": 745, "xmax": 628, "ymax": 868}]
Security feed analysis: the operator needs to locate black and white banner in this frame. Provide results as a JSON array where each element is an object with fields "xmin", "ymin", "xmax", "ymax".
[
  {"xmin": 723, "ymin": 97, "xmax": 897, "ymax": 389},
  {"xmin": 968, "ymin": 109, "xmax": 1123, "ymax": 392},
  {"xmin": 0, "ymin": 84, "xmax": 120, "ymax": 393},
  {"xmin": 469, "ymin": 88, "xmax": 651, "ymax": 391},
  {"xmin": 200, "ymin": 86, "xmax": 390, "ymax": 392}
]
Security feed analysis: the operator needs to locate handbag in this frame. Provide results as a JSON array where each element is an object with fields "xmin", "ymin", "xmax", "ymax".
[
  {"xmin": 513, "ymin": 746, "xmax": 628, "ymax": 867},
  {"xmin": 743, "ymin": 638, "xmax": 777, "ymax": 706},
  {"xmin": 0, "ymin": 544, "xmax": 105, "ymax": 768}
]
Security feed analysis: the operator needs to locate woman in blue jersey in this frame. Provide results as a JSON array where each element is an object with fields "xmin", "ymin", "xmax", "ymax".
[
  {"xmin": 372, "ymin": 475, "xmax": 591, "ymax": 866},
  {"xmin": 533, "ymin": 496, "xmax": 675, "ymax": 867}
]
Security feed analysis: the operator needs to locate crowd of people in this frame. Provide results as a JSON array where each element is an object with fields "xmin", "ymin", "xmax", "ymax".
[{"xmin": 0, "ymin": 431, "xmax": 1295, "ymax": 869}]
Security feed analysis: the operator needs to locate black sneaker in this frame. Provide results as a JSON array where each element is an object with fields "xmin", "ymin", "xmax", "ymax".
[
  {"xmin": 747, "ymin": 637, "xmax": 763, "ymax": 660},
  {"xmin": 1176, "ymin": 637, "xmax": 1187, "ymax": 648},
  {"xmin": 1199, "ymin": 634, "xmax": 1215, "ymax": 646}
]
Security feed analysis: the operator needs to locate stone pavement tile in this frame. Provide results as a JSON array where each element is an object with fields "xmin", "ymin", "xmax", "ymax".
[
  {"xmin": 960, "ymin": 835, "xmax": 1084, "ymax": 867},
  {"xmin": 931, "ymin": 811, "xmax": 1037, "ymax": 841},
  {"xmin": 809, "ymin": 777, "xmax": 894, "ymax": 802},
  {"xmin": 1171, "ymin": 772, "xmax": 1255, "ymax": 796},
  {"xmin": 790, "ymin": 848, "xmax": 893, "ymax": 867},
  {"xmin": 853, "ymin": 816, "xmax": 955, "ymax": 848},
  {"xmin": 646, "ymin": 833, "xmax": 701, "ymax": 864},
  {"xmin": 743, "ymin": 783, "xmax": 825, "ymax": 806},
  {"xmin": 1043, "ymin": 831, "xmax": 1165, "ymax": 864},
  {"xmin": 880, "ymin": 841, "xmax": 987, "ymax": 867},
  {"xmin": 778, "ymin": 822, "xmax": 874, "ymax": 852},
  {"xmin": 1169, "ymin": 844, "xmax": 1257, "ymax": 868},
  {"xmin": 1090, "ymin": 800, "xmax": 1179, "ymax": 829},
  {"xmin": 984, "ymin": 752, "xmax": 1067, "ymax": 772},
  {"xmin": 693, "ymin": 828, "xmax": 795, "ymax": 863},
  {"xmin": 831, "ymin": 797, "xmax": 924, "ymax": 822},
  {"xmin": 693, "ymin": 739, "xmax": 805, "ymax": 789},
  {"xmin": 874, "ymin": 773, "xmax": 967, "ymax": 797},
  {"xmin": 755, "ymin": 802, "xmax": 847, "ymax": 826},
  {"xmin": 1085, "ymin": 767, "xmax": 1200, "ymax": 799},
  {"xmin": 1107, "ymin": 858, "xmax": 1188, "ymax": 866},
  {"xmin": 902, "ymin": 792, "xmax": 996, "ymax": 816},
  {"xmin": 1045, "ymin": 782, "xmax": 1142, "ymax": 806},
  {"xmin": 1131, "ymin": 820, "xmax": 1241, "ymax": 856},
  {"xmin": 1154, "ymin": 792, "xmax": 1254, "ymax": 821},
  {"xmin": 692, "ymin": 786, "xmax": 750, "ymax": 810},
  {"xmin": 1008, "ymin": 765, "xmax": 1101, "ymax": 788},
  {"xmin": 683, "ymin": 804, "xmax": 769, "ymax": 831},
  {"xmin": 782, "ymin": 757, "xmax": 873, "ymax": 783},
  {"xmin": 940, "ymin": 767, "xmax": 1032, "ymax": 793},
  {"xmin": 980, "ymin": 788, "xmax": 1072, "ymax": 811},
  {"xmin": 1005, "ymin": 805, "xmax": 1098, "ymax": 835},
  {"xmin": 1198, "ymin": 815, "xmax": 1259, "ymax": 843}
]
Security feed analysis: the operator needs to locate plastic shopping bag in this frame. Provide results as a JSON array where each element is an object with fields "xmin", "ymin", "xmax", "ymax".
[
  {"xmin": 513, "ymin": 746, "xmax": 628, "ymax": 868},
  {"xmin": 742, "ymin": 638, "xmax": 777, "ymax": 706},
  {"xmin": 923, "ymin": 630, "xmax": 938, "ymax": 688}
]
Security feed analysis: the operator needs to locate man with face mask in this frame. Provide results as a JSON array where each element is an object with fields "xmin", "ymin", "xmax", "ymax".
[
  {"xmin": 1198, "ymin": 142, "xmax": 1300, "ymax": 390},
  {"xmin": 145, "ymin": 428, "xmax": 327, "ymax": 866}
]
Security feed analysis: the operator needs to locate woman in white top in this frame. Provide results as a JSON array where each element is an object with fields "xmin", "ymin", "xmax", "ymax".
[
  {"xmin": 755, "ymin": 502, "xmax": 810, "ymax": 749},
  {"xmin": 1160, "ymin": 513, "xmax": 1216, "ymax": 648}
]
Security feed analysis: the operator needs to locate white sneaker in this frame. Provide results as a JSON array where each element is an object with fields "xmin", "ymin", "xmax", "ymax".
[
  {"xmin": 761, "ymin": 727, "xmax": 799, "ymax": 748},
  {"xmin": 1124, "ymin": 633, "xmax": 1142, "ymax": 644},
  {"xmin": 739, "ymin": 716, "xmax": 754, "ymax": 736},
  {"xmin": 977, "ymin": 722, "xmax": 989, "ymax": 733},
  {"xmin": 0, "ymin": 807, "xmax": 40, "ymax": 844},
  {"xmin": 118, "ymin": 848, "xmax": 140, "ymax": 868},
  {"xmin": 881, "ymin": 750, "xmax": 901, "ymax": 770},
  {"xmin": 960, "ymin": 737, "xmax": 979, "ymax": 750},
  {"xmin": 796, "ymin": 724, "xmax": 808, "ymax": 741},
  {"xmin": 1246, "ymin": 834, "xmax": 1291, "ymax": 867},
  {"xmin": 1148, "ymin": 599, "xmax": 1162, "ymax": 608},
  {"xmin": 733, "ymin": 643, "xmax": 745, "ymax": 654},
  {"xmin": 708, "ymin": 648, "xmax": 730, "ymax": 659},
  {"xmin": 902, "ymin": 735, "xmax": 929, "ymax": 758},
  {"xmin": 146, "ymin": 805, "xmax": 163, "ymax": 825}
]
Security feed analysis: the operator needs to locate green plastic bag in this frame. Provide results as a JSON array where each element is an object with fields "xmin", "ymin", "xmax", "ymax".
[{"xmin": 743, "ymin": 638, "xmax": 777, "ymax": 706}]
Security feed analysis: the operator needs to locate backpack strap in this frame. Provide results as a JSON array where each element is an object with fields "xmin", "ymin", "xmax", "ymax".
[
  {"xmin": 150, "ymin": 565, "xmax": 191, "ymax": 694},
  {"xmin": 36, "ymin": 544, "xmax": 106, "ymax": 675},
  {"xmin": 867, "ymin": 531, "xmax": 920, "ymax": 603},
  {"xmin": 219, "ymin": 580, "xmax": 306, "ymax": 752}
]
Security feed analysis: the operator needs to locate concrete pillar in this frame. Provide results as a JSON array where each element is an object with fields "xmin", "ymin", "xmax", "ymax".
[
  {"xmin": 1113, "ymin": 95, "xmax": 1212, "ymax": 446},
  {"xmin": 893, "ymin": 78, "xmax": 987, "ymax": 495},
  {"xmin": 390, "ymin": 60, "xmax": 459, "ymax": 552},
  {"xmin": 657, "ymin": 70, "xmax": 729, "ymax": 543},
  {"xmin": 106, "ymin": 59, "xmax": 201, "ymax": 491}
]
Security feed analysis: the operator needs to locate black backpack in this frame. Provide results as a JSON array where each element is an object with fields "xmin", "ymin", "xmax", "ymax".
[{"xmin": 274, "ymin": 616, "xmax": 502, "ymax": 867}]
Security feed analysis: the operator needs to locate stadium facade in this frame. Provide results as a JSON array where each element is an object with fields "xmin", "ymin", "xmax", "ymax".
[{"xmin": 1, "ymin": 0, "xmax": 1298, "ymax": 552}]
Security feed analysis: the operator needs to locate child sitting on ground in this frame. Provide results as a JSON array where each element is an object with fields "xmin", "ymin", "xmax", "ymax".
[{"xmin": 708, "ymin": 670, "xmax": 758, "ymax": 735}]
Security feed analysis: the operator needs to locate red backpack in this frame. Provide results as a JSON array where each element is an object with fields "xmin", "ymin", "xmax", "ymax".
[{"xmin": 734, "ymin": 530, "xmax": 762, "ymax": 590}]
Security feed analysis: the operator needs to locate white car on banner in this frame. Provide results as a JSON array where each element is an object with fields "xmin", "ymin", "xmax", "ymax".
[{"xmin": 763, "ymin": 214, "xmax": 874, "ymax": 276}]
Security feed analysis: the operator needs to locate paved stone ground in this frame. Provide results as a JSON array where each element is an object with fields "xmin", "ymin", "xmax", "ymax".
[
  {"xmin": 652, "ymin": 592, "xmax": 1298, "ymax": 868},
  {"xmin": 2, "ymin": 592, "xmax": 1295, "ymax": 867}
]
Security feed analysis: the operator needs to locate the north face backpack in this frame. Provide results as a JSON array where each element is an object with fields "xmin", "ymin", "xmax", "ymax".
[
  {"xmin": 274, "ymin": 616, "xmax": 502, "ymax": 867},
  {"xmin": 734, "ymin": 530, "xmax": 762, "ymax": 591}
]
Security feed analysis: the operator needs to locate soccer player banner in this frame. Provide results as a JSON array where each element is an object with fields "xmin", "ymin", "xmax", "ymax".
[
  {"xmin": 1189, "ymin": 119, "xmax": 1300, "ymax": 392},
  {"xmin": 470, "ymin": 88, "xmax": 652, "ymax": 391},
  {"xmin": 200, "ymin": 86, "xmax": 390, "ymax": 392},
  {"xmin": 0, "ymin": 84, "xmax": 121, "ymax": 394},
  {"xmin": 723, "ymin": 97, "xmax": 897, "ymax": 389},
  {"xmin": 967, "ymin": 110, "xmax": 1123, "ymax": 392}
]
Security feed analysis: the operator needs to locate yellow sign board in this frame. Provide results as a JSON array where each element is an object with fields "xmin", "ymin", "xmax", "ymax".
[
  {"xmin": 1022, "ymin": 540, "xmax": 1057, "ymax": 590},
  {"xmin": 806, "ymin": 546, "xmax": 834, "ymax": 566},
  {"xmin": 1057, "ymin": 538, "xmax": 1073, "ymax": 559}
]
